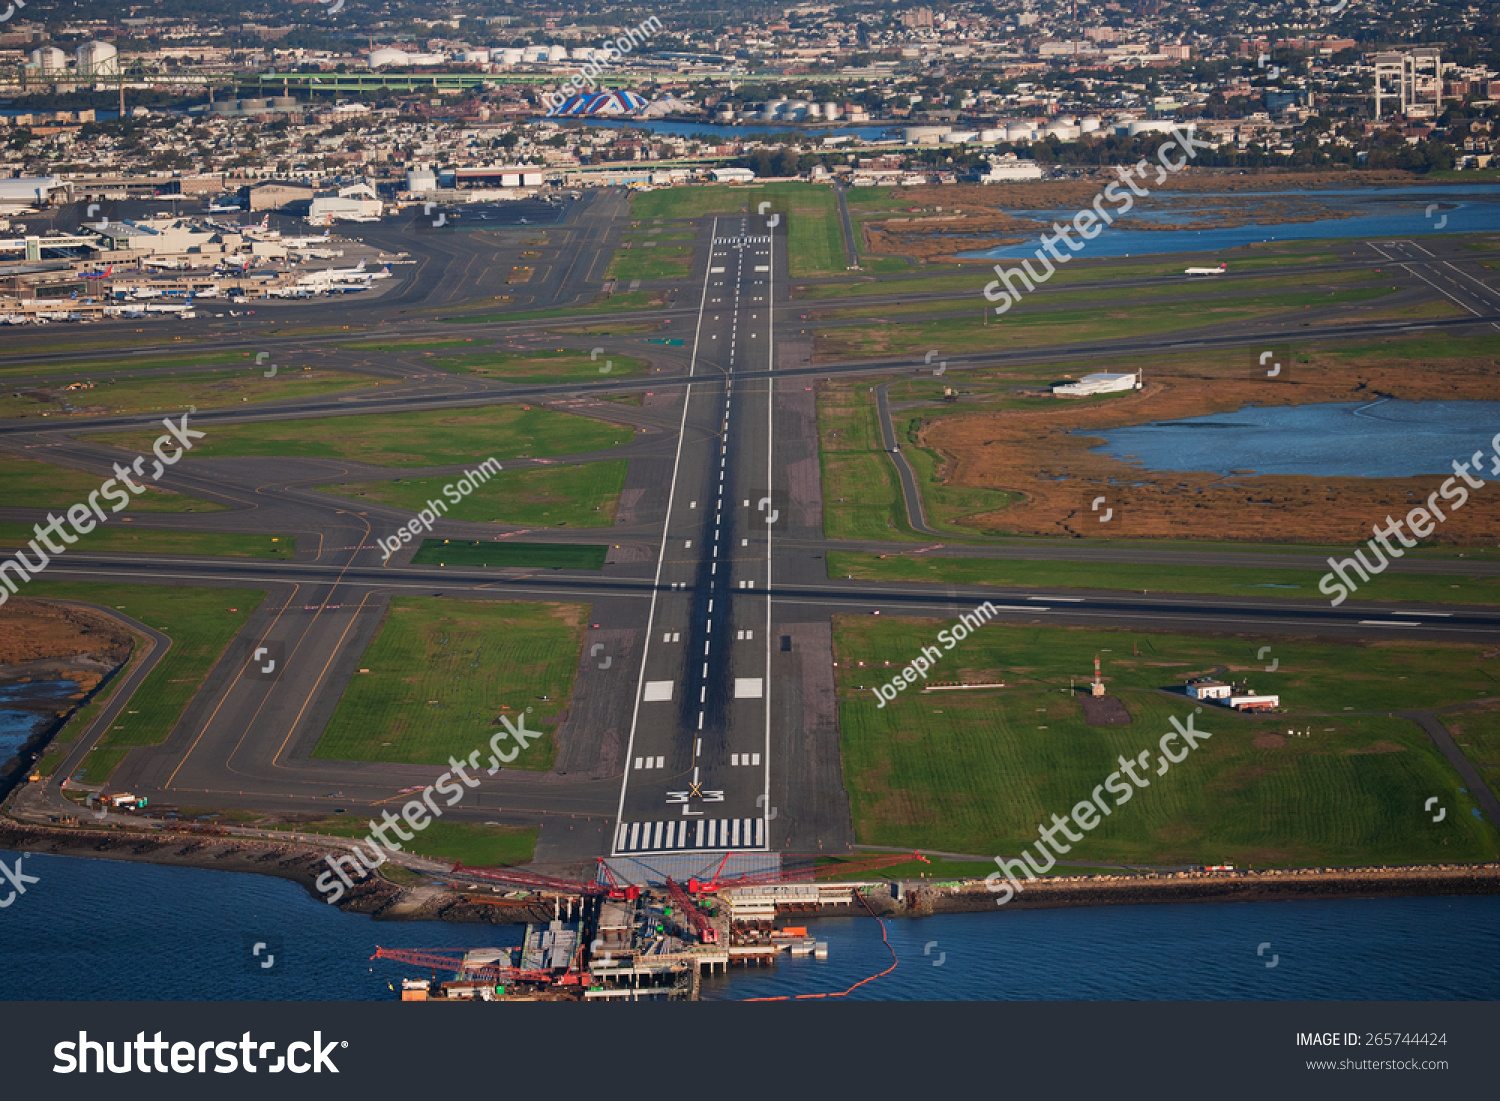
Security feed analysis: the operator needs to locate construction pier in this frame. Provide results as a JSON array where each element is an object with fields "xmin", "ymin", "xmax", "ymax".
[{"xmin": 373, "ymin": 851, "xmax": 925, "ymax": 1002}]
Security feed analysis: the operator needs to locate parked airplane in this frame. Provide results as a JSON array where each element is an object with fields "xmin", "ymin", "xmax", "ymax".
[
  {"xmin": 1184, "ymin": 263, "xmax": 1227, "ymax": 275},
  {"xmin": 82, "ymin": 264, "xmax": 114, "ymax": 279},
  {"xmin": 281, "ymin": 230, "xmax": 333, "ymax": 248}
]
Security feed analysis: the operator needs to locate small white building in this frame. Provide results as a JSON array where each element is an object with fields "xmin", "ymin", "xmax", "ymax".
[
  {"xmin": 979, "ymin": 160, "xmax": 1044, "ymax": 182},
  {"xmin": 1186, "ymin": 679, "xmax": 1232, "ymax": 701},
  {"xmin": 1052, "ymin": 370, "xmax": 1142, "ymax": 397},
  {"xmin": 710, "ymin": 167, "xmax": 756, "ymax": 183}
]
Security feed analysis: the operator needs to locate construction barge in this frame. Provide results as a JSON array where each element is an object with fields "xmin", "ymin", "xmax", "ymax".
[{"xmin": 374, "ymin": 851, "xmax": 924, "ymax": 1002}]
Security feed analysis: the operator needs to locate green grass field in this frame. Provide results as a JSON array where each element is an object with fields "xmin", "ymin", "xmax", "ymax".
[
  {"xmin": 439, "ymin": 289, "xmax": 665, "ymax": 325},
  {"xmin": 817, "ymin": 385, "xmax": 917, "ymax": 541},
  {"xmin": 606, "ymin": 243, "xmax": 694, "ymax": 281},
  {"xmin": 1446, "ymin": 706, "xmax": 1500, "ymax": 796},
  {"xmin": 333, "ymin": 339, "xmax": 481, "ymax": 352},
  {"xmin": 834, "ymin": 615, "xmax": 1500, "ymax": 866},
  {"xmin": 827, "ymin": 554, "xmax": 1500, "ymax": 606},
  {"xmin": 0, "ymin": 351, "xmax": 253, "ymax": 379},
  {"xmin": 0, "ymin": 369, "xmax": 377, "ymax": 420},
  {"xmin": 269, "ymin": 818, "xmax": 538, "ymax": 867},
  {"xmin": 816, "ymin": 286, "xmax": 1394, "ymax": 359},
  {"xmin": 411, "ymin": 540, "xmax": 608, "ymax": 569},
  {"xmin": 94, "ymin": 406, "xmax": 631, "ymax": 468},
  {"xmin": 312, "ymin": 597, "xmax": 587, "ymax": 769},
  {"xmin": 0, "ymin": 454, "xmax": 220, "ymax": 513},
  {"xmin": 20, "ymin": 582, "xmax": 266, "ymax": 783},
  {"xmin": 0, "ymin": 523, "xmax": 293, "ymax": 560},
  {"xmin": 812, "ymin": 270, "xmax": 1379, "ymax": 321},
  {"xmin": 629, "ymin": 182, "xmax": 846, "ymax": 278},
  {"xmin": 432, "ymin": 349, "xmax": 650, "ymax": 383},
  {"xmin": 321, "ymin": 460, "xmax": 628, "ymax": 527}
]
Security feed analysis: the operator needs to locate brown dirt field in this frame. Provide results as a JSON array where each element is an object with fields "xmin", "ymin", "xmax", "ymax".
[
  {"xmin": 0, "ymin": 598, "xmax": 134, "ymax": 669},
  {"xmin": 916, "ymin": 346, "xmax": 1500, "ymax": 543}
]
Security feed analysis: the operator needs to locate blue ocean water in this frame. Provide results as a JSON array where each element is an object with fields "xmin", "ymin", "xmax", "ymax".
[
  {"xmin": 1, "ymin": 852, "xmax": 1496, "ymax": 1001},
  {"xmin": 1085, "ymin": 399, "xmax": 1500, "ymax": 478},
  {"xmin": 0, "ymin": 680, "xmax": 76, "ymax": 765}
]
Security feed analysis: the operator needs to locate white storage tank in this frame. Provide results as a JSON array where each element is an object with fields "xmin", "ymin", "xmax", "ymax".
[
  {"xmin": 904, "ymin": 125, "xmax": 950, "ymax": 144},
  {"xmin": 823, "ymin": 102, "xmax": 841, "ymax": 119},
  {"xmin": 500, "ymin": 48, "xmax": 524, "ymax": 66},
  {"xmin": 1005, "ymin": 121, "xmax": 1035, "ymax": 141},
  {"xmin": 29, "ymin": 46, "xmax": 67, "ymax": 74},
  {"xmin": 462, "ymin": 49, "xmax": 490, "ymax": 63},
  {"xmin": 1080, "ymin": 116, "xmax": 1102, "ymax": 133},
  {"xmin": 978, "ymin": 128, "xmax": 1004, "ymax": 142},
  {"xmin": 547, "ymin": 44, "xmax": 568, "ymax": 62}
]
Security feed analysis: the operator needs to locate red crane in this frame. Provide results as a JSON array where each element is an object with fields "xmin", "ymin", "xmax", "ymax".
[
  {"xmin": 687, "ymin": 851, "xmax": 929, "ymax": 894},
  {"xmin": 664, "ymin": 877, "xmax": 718, "ymax": 944},
  {"xmin": 450, "ymin": 860, "xmax": 638, "ymax": 900},
  {"xmin": 369, "ymin": 946, "xmax": 556, "ymax": 985}
]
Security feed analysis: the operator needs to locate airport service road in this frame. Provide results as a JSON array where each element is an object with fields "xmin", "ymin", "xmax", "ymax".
[{"xmin": 610, "ymin": 216, "xmax": 778, "ymax": 859}]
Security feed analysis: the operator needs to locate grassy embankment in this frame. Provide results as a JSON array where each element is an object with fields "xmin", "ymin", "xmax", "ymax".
[
  {"xmin": 267, "ymin": 817, "xmax": 538, "ymax": 868},
  {"xmin": 834, "ymin": 614, "xmax": 1500, "ymax": 866},
  {"xmin": 312, "ymin": 597, "xmax": 587, "ymax": 769}
]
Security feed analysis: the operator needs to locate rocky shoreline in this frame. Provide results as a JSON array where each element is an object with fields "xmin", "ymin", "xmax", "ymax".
[
  {"xmin": 5, "ymin": 818, "xmax": 1498, "ymax": 925},
  {"xmin": 0, "ymin": 819, "xmax": 558, "ymax": 925},
  {"xmin": 871, "ymin": 862, "xmax": 1500, "ymax": 916}
]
